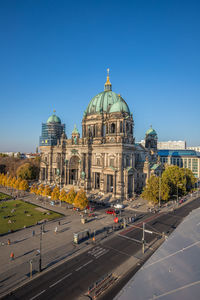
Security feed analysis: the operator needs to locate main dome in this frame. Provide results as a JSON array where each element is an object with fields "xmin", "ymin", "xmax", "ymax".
[
  {"xmin": 86, "ymin": 91, "xmax": 129, "ymax": 115},
  {"xmin": 85, "ymin": 70, "xmax": 130, "ymax": 116}
]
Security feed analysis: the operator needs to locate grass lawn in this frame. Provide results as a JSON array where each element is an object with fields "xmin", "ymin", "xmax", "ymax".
[
  {"xmin": 0, "ymin": 192, "xmax": 12, "ymax": 200},
  {"xmin": 0, "ymin": 200, "xmax": 62, "ymax": 235}
]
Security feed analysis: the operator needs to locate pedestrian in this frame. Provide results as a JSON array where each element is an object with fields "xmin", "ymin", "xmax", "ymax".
[
  {"xmin": 58, "ymin": 221, "xmax": 60, "ymax": 226},
  {"xmin": 32, "ymin": 230, "xmax": 35, "ymax": 237},
  {"xmin": 7, "ymin": 239, "xmax": 11, "ymax": 245},
  {"xmin": 54, "ymin": 226, "xmax": 58, "ymax": 234},
  {"xmin": 10, "ymin": 252, "xmax": 14, "ymax": 261}
]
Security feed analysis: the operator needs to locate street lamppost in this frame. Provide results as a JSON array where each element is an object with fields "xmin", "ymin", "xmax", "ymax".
[
  {"xmin": 142, "ymin": 222, "xmax": 153, "ymax": 254},
  {"xmin": 39, "ymin": 225, "xmax": 42, "ymax": 272},
  {"xmin": 177, "ymin": 183, "xmax": 183, "ymax": 203},
  {"xmin": 159, "ymin": 176, "xmax": 161, "ymax": 207}
]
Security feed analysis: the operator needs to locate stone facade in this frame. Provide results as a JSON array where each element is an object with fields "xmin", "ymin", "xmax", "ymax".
[{"xmin": 39, "ymin": 72, "xmax": 161, "ymax": 199}]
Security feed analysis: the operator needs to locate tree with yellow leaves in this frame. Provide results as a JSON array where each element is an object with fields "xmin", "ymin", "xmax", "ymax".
[
  {"xmin": 6, "ymin": 176, "xmax": 13, "ymax": 187},
  {"xmin": 37, "ymin": 184, "xmax": 45, "ymax": 195},
  {"xmin": 1, "ymin": 174, "xmax": 7, "ymax": 186},
  {"xmin": 0, "ymin": 173, "xmax": 4, "ymax": 185},
  {"xmin": 74, "ymin": 189, "xmax": 89, "ymax": 210},
  {"xmin": 14, "ymin": 178, "xmax": 22, "ymax": 189},
  {"xmin": 10, "ymin": 177, "xmax": 17, "ymax": 188},
  {"xmin": 51, "ymin": 186, "xmax": 60, "ymax": 201},
  {"xmin": 30, "ymin": 184, "xmax": 38, "ymax": 194},
  {"xmin": 42, "ymin": 185, "xmax": 52, "ymax": 197},
  {"xmin": 66, "ymin": 188, "xmax": 76, "ymax": 205},
  {"xmin": 59, "ymin": 189, "xmax": 67, "ymax": 202},
  {"xmin": 19, "ymin": 179, "xmax": 29, "ymax": 191}
]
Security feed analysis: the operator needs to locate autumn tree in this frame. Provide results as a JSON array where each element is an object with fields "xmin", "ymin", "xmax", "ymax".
[
  {"xmin": 51, "ymin": 186, "xmax": 60, "ymax": 201},
  {"xmin": 66, "ymin": 188, "xmax": 76, "ymax": 204},
  {"xmin": 74, "ymin": 189, "xmax": 89, "ymax": 210},
  {"xmin": 19, "ymin": 179, "xmax": 29, "ymax": 191},
  {"xmin": 17, "ymin": 163, "xmax": 39, "ymax": 180},
  {"xmin": 10, "ymin": 176, "xmax": 17, "ymax": 188},
  {"xmin": 59, "ymin": 189, "xmax": 67, "ymax": 202},
  {"xmin": 30, "ymin": 184, "xmax": 38, "ymax": 194},
  {"xmin": 14, "ymin": 178, "xmax": 22, "ymax": 189},
  {"xmin": 37, "ymin": 184, "xmax": 45, "ymax": 195},
  {"xmin": 42, "ymin": 185, "xmax": 52, "ymax": 197}
]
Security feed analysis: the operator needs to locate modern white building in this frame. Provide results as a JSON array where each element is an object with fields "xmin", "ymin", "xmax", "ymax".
[
  {"xmin": 187, "ymin": 146, "xmax": 200, "ymax": 152},
  {"xmin": 139, "ymin": 140, "xmax": 186, "ymax": 150},
  {"xmin": 157, "ymin": 140, "xmax": 186, "ymax": 150}
]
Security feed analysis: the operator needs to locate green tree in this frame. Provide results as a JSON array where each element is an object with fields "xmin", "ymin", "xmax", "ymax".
[
  {"xmin": 184, "ymin": 168, "xmax": 196, "ymax": 191},
  {"xmin": 51, "ymin": 186, "xmax": 60, "ymax": 201},
  {"xmin": 162, "ymin": 165, "xmax": 186, "ymax": 197},
  {"xmin": 142, "ymin": 175, "xmax": 160, "ymax": 204},
  {"xmin": 66, "ymin": 188, "xmax": 76, "ymax": 204},
  {"xmin": 142, "ymin": 175, "xmax": 170, "ymax": 204},
  {"xmin": 74, "ymin": 189, "xmax": 89, "ymax": 210}
]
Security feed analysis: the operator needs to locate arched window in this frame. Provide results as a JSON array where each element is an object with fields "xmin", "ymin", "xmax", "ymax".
[
  {"xmin": 126, "ymin": 122, "xmax": 129, "ymax": 133},
  {"xmin": 111, "ymin": 123, "xmax": 116, "ymax": 133},
  {"xmin": 103, "ymin": 124, "xmax": 105, "ymax": 136},
  {"xmin": 120, "ymin": 121, "xmax": 123, "ymax": 133},
  {"xmin": 126, "ymin": 156, "xmax": 130, "ymax": 167},
  {"xmin": 106, "ymin": 124, "xmax": 108, "ymax": 134}
]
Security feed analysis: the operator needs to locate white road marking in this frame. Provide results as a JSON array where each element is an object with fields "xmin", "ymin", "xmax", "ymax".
[
  {"xmin": 95, "ymin": 249, "xmax": 109, "ymax": 259},
  {"xmin": 49, "ymin": 273, "xmax": 72, "ymax": 288},
  {"xmin": 30, "ymin": 290, "xmax": 46, "ymax": 300},
  {"xmin": 88, "ymin": 247, "xmax": 109, "ymax": 259},
  {"xmin": 75, "ymin": 259, "xmax": 93, "ymax": 271}
]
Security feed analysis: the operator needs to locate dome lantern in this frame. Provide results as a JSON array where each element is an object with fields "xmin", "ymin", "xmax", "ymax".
[{"xmin": 104, "ymin": 68, "xmax": 112, "ymax": 91}]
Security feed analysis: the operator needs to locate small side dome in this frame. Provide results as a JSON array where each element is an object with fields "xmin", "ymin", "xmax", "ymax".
[
  {"xmin": 109, "ymin": 98, "xmax": 130, "ymax": 115},
  {"xmin": 72, "ymin": 124, "xmax": 79, "ymax": 135},
  {"xmin": 146, "ymin": 126, "xmax": 157, "ymax": 136},
  {"xmin": 47, "ymin": 112, "xmax": 61, "ymax": 124}
]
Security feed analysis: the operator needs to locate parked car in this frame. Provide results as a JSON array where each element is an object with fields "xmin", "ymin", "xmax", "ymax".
[{"xmin": 106, "ymin": 209, "xmax": 119, "ymax": 215}]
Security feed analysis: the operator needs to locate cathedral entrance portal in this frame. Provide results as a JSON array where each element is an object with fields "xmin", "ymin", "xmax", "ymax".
[
  {"xmin": 107, "ymin": 175, "xmax": 113, "ymax": 193},
  {"xmin": 69, "ymin": 156, "xmax": 79, "ymax": 185}
]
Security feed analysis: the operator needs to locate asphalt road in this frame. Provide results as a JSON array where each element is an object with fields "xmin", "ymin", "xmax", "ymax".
[{"xmin": 3, "ymin": 197, "xmax": 200, "ymax": 300}]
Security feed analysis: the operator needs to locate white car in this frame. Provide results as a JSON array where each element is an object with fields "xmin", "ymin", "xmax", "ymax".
[{"xmin": 114, "ymin": 203, "xmax": 124, "ymax": 209}]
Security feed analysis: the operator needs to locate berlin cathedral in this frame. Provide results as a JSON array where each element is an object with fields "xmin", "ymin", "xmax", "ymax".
[{"xmin": 39, "ymin": 70, "xmax": 161, "ymax": 199}]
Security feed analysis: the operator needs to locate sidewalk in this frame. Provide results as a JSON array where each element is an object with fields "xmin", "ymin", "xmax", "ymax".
[{"xmin": 0, "ymin": 188, "xmax": 116, "ymax": 297}]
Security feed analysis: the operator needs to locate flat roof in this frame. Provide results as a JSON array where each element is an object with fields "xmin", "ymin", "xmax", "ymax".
[
  {"xmin": 158, "ymin": 149, "xmax": 200, "ymax": 157},
  {"xmin": 115, "ymin": 207, "xmax": 200, "ymax": 300}
]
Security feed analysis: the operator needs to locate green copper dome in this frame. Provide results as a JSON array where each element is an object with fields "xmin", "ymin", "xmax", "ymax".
[
  {"xmin": 146, "ymin": 126, "xmax": 157, "ymax": 136},
  {"xmin": 86, "ymin": 91, "xmax": 130, "ymax": 115},
  {"xmin": 47, "ymin": 113, "xmax": 61, "ymax": 124},
  {"xmin": 109, "ymin": 98, "xmax": 130, "ymax": 114}
]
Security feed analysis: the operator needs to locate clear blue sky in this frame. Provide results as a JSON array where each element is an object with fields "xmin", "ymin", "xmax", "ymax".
[{"xmin": 0, "ymin": 0, "xmax": 199, "ymax": 152}]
